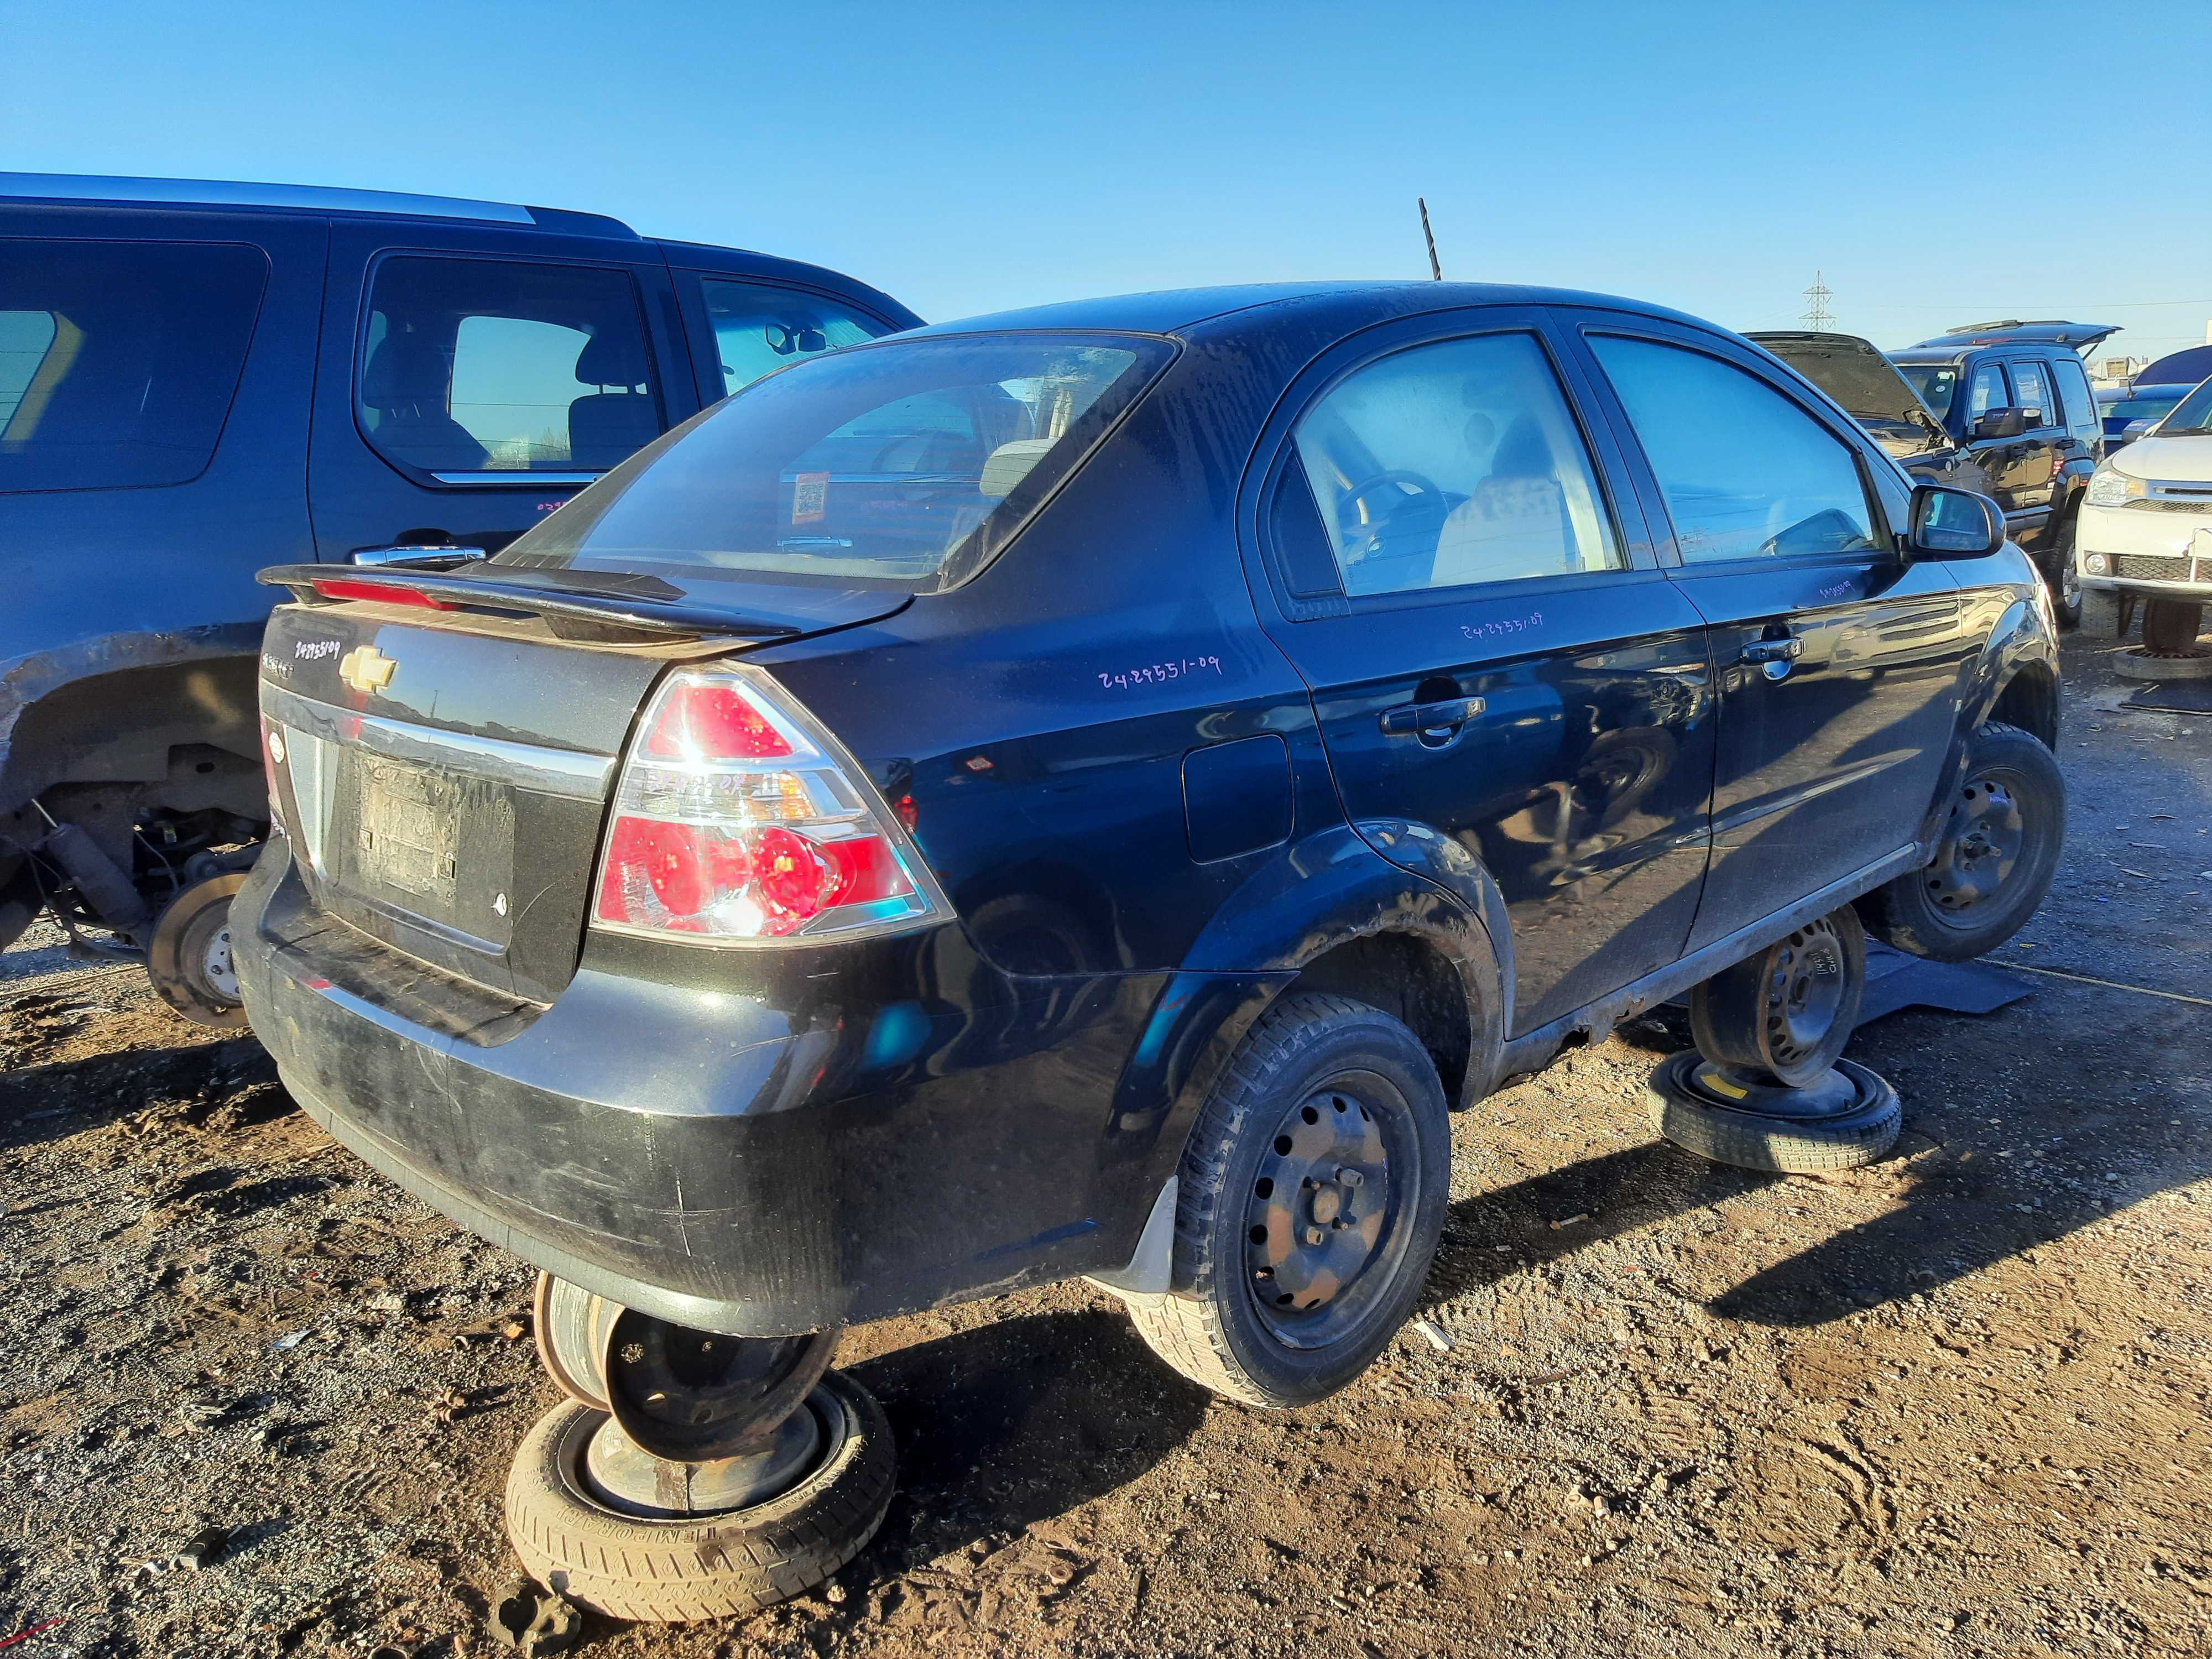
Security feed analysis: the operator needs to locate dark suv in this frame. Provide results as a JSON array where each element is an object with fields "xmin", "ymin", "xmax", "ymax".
[
  {"xmin": 1887, "ymin": 320, "xmax": 2117, "ymax": 628},
  {"xmin": 0, "ymin": 173, "xmax": 918, "ymax": 1021},
  {"xmin": 234, "ymin": 281, "xmax": 2065, "ymax": 1430}
]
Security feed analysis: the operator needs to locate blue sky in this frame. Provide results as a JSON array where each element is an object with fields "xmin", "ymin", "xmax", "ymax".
[{"xmin": 7, "ymin": 1, "xmax": 2209, "ymax": 358}]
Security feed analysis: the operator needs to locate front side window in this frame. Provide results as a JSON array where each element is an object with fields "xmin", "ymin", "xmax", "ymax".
[
  {"xmin": 1589, "ymin": 336, "xmax": 1877, "ymax": 564},
  {"xmin": 700, "ymin": 279, "xmax": 892, "ymax": 397},
  {"xmin": 497, "ymin": 331, "xmax": 1171, "ymax": 590},
  {"xmin": 1966, "ymin": 361, "xmax": 2010, "ymax": 420},
  {"xmin": 2009, "ymin": 360, "xmax": 2051, "ymax": 425},
  {"xmin": 358, "ymin": 257, "xmax": 661, "ymax": 476},
  {"xmin": 0, "ymin": 239, "xmax": 267, "ymax": 493},
  {"xmin": 1289, "ymin": 332, "xmax": 1621, "ymax": 597}
]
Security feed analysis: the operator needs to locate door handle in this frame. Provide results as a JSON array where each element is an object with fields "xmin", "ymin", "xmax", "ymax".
[
  {"xmin": 349, "ymin": 544, "xmax": 483, "ymax": 570},
  {"xmin": 1741, "ymin": 635, "xmax": 1804, "ymax": 681},
  {"xmin": 1379, "ymin": 696, "xmax": 1485, "ymax": 737}
]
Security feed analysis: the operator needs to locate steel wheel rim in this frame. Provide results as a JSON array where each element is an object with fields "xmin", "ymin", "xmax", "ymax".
[
  {"xmin": 1243, "ymin": 1068, "xmax": 1415, "ymax": 1349},
  {"xmin": 1761, "ymin": 919, "xmax": 1847, "ymax": 1069},
  {"xmin": 1925, "ymin": 773, "xmax": 2025, "ymax": 918}
]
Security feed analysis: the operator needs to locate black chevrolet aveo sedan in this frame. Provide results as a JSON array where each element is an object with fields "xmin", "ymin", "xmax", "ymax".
[{"xmin": 236, "ymin": 281, "xmax": 2062, "ymax": 1613}]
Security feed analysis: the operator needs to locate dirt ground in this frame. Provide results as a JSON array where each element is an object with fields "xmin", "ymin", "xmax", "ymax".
[{"xmin": 4, "ymin": 633, "xmax": 2209, "ymax": 1659}]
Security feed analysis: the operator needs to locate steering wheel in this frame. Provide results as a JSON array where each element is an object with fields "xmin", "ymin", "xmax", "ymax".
[{"xmin": 1338, "ymin": 469, "xmax": 1447, "ymax": 568}]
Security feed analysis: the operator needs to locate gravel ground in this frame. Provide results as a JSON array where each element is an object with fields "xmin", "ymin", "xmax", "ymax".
[{"xmin": 2, "ymin": 633, "xmax": 2209, "ymax": 1658}]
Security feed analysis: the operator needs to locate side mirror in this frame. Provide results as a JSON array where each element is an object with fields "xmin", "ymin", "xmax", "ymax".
[
  {"xmin": 1907, "ymin": 483, "xmax": 2004, "ymax": 560},
  {"xmin": 1973, "ymin": 406, "xmax": 2030, "ymax": 440}
]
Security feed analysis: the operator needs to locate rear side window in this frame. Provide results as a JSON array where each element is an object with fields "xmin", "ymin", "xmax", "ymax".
[
  {"xmin": 2009, "ymin": 360, "xmax": 2052, "ymax": 425},
  {"xmin": 1589, "ymin": 336, "xmax": 1877, "ymax": 564},
  {"xmin": 2051, "ymin": 356, "xmax": 2100, "ymax": 444},
  {"xmin": 0, "ymin": 238, "xmax": 267, "ymax": 493},
  {"xmin": 698, "ymin": 279, "xmax": 893, "ymax": 397},
  {"xmin": 1290, "ymin": 332, "xmax": 1623, "ymax": 597},
  {"xmin": 358, "ymin": 256, "xmax": 662, "ymax": 477}
]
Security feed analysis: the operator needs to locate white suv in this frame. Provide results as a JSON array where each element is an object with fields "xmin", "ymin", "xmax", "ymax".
[{"xmin": 2078, "ymin": 375, "xmax": 2212, "ymax": 651}]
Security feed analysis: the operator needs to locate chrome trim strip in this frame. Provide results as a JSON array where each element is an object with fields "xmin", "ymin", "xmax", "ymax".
[
  {"xmin": 263, "ymin": 685, "xmax": 614, "ymax": 801},
  {"xmin": 429, "ymin": 470, "xmax": 602, "ymax": 487},
  {"xmin": 0, "ymin": 171, "xmax": 539, "ymax": 224}
]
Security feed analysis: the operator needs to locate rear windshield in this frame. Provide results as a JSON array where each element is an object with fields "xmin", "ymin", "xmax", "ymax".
[
  {"xmin": 495, "ymin": 331, "xmax": 1173, "ymax": 591},
  {"xmin": 1896, "ymin": 362, "xmax": 1960, "ymax": 420}
]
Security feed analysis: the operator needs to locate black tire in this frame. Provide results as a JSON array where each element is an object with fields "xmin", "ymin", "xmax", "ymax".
[
  {"xmin": 2142, "ymin": 597, "xmax": 2205, "ymax": 656},
  {"xmin": 2079, "ymin": 587, "xmax": 2122, "ymax": 641},
  {"xmin": 2039, "ymin": 512, "xmax": 2082, "ymax": 630},
  {"xmin": 1647, "ymin": 1052, "xmax": 1900, "ymax": 1173},
  {"xmin": 1859, "ymin": 721, "xmax": 2064, "ymax": 963},
  {"xmin": 1123, "ymin": 993, "xmax": 1449, "ymax": 1408},
  {"xmin": 1688, "ymin": 906, "xmax": 1865, "ymax": 1088},
  {"xmin": 504, "ymin": 1373, "xmax": 894, "ymax": 1623}
]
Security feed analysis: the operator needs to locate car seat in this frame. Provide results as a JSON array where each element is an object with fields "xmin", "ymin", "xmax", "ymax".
[
  {"xmin": 362, "ymin": 328, "xmax": 489, "ymax": 471},
  {"xmin": 568, "ymin": 330, "xmax": 660, "ymax": 469}
]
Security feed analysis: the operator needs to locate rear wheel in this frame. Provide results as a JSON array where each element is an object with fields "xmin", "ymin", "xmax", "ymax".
[
  {"xmin": 1689, "ymin": 906, "xmax": 1865, "ymax": 1088},
  {"xmin": 504, "ymin": 1373, "xmax": 894, "ymax": 1623},
  {"xmin": 1859, "ymin": 721, "xmax": 2064, "ymax": 962},
  {"xmin": 1123, "ymin": 994, "xmax": 1449, "ymax": 1408}
]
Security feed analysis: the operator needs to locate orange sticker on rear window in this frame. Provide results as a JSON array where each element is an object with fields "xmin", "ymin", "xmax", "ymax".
[{"xmin": 792, "ymin": 471, "xmax": 829, "ymax": 525}]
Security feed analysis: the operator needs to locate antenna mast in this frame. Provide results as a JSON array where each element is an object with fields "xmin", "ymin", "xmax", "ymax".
[
  {"xmin": 1801, "ymin": 271, "xmax": 1835, "ymax": 331},
  {"xmin": 1418, "ymin": 197, "xmax": 1442, "ymax": 281}
]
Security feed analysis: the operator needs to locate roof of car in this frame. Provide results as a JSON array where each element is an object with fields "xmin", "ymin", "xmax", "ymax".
[
  {"xmin": 905, "ymin": 281, "xmax": 1718, "ymax": 341},
  {"xmin": 1912, "ymin": 320, "xmax": 2120, "ymax": 349},
  {"xmin": 0, "ymin": 172, "xmax": 639, "ymax": 237}
]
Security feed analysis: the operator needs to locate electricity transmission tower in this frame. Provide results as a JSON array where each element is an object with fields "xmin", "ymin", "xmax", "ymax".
[{"xmin": 1801, "ymin": 272, "xmax": 1835, "ymax": 331}]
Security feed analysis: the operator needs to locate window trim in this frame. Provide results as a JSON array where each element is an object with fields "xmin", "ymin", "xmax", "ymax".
[
  {"xmin": 350, "ymin": 247, "xmax": 666, "ymax": 491},
  {"xmin": 1568, "ymin": 318, "xmax": 1901, "ymax": 575},
  {"xmin": 1250, "ymin": 314, "xmax": 1650, "ymax": 621}
]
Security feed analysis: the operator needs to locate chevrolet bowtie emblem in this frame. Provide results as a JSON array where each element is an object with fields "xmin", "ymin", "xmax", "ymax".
[{"xmin": 338, "ymin": 644, "xmax": 397, "ymax": 696}]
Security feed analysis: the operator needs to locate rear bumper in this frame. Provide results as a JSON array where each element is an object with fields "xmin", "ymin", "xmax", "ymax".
[{"xmin": 236, "ymin": 843, "xmax": 1270, "ymax": 1334}]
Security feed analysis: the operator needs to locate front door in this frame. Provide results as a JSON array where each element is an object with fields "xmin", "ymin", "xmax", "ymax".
[
  {"xmin": 308, "ymin": 220, "xmax": 693, "ymax": 563},
  {"xmin": 1568, "ymin": 319, "xmax": 1973, "ymax": 952},
  {"xmin": 1245, "ymin": 313, "xmax": 1717, "ymax": 1037}
]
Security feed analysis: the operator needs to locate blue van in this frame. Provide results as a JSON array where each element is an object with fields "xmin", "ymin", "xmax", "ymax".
[{"xmin": 0, "ymin": 174, "xmax": 919, "ymax": 1021}]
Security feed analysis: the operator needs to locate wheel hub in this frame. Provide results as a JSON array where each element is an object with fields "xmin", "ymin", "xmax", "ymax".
[
  {"xmin": 1246, "ymin": 1088, "xmax": 1389, "ymax": 1332},
  {"xmin": 582, "ymin": 1391, "xmax": 827, "ymax": 1519},
  {"xmin": 1926, "ymin": 778, "xmax": 2023, "ymax": 912},
  {"xmin": 200, "ymin": 921, "xmax": 239, "ymax": 1002}
]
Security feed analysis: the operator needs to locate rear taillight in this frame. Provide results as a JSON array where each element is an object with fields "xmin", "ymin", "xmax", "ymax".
[{"xmin": 591, "ymin": 665, "xmax": 948, "ymax": 945}]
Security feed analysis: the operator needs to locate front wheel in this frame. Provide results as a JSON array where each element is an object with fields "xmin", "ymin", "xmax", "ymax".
[
  {"xmin": 1123, "ymin": 993, "xmax": 1449, "ymax": 1408},
  {"xmin": 1859, "ymin": 721, "xmax": 2064, "ymax": 962},
  {"xmin": 2142, "ymin": 597, "xmax": 2206, "ymax": 657}
]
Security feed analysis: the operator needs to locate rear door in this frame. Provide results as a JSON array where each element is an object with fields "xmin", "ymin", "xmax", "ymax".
[
  {"xmin": 1564, "ymin": 313, "xmax": 1972, "ymax": 952},
  {"xmin": 1242, "ymin": 309, "xmax": 1717, "ymax": 1037},
  {"xmin": 308, "ymin": 217, "xmax": 695, "ymax": 564}
]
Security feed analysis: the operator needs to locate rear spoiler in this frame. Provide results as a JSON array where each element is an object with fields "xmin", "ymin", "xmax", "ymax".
[{"xmin": 256, "ymin": 563, "xmax": 802, "ymax": 644}]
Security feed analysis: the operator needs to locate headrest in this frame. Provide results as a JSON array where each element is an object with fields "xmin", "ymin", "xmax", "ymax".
[
  {"xmin": 977, "ymin": 437, "xmax": 1056, "ymax": 501},
  {"xmin": 362, "ymin": 329, "xmax": 450, "ymax": 410},
  {"xmin": 575, "ymin": 327, "xmax": 647, "ymax": 388},
  {"xmin": 1490, "ymin": 415, "xmax": 1554, "ymax": 478}
]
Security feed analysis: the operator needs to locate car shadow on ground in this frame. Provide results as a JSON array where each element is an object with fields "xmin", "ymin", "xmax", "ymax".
[
  {"xmin": 840, "ymin": 1309, "xmax": 1211, "ymax": 1580},
  {"xmin": 1427, "ymin": 1026, "xmax": 2207, "ymax": 1331}
]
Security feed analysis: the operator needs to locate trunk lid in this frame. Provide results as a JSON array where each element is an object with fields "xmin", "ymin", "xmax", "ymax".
[{"xmin": 256, "ymin": 567, "xmax": 909, "ymax": 1003}]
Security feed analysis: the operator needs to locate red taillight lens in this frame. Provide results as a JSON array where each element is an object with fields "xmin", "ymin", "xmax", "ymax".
[
  {"xmin": 643, "ymin": 681, "xmax": 794, "ymax": 760},
  {"xmin": 310, "ymin": 576, "xmax": 453, "ymax": 609},
  {"xmin": 591, "ymin": 666, "xmax": 942, "ymax": 946}
]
